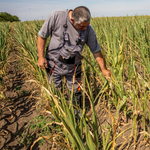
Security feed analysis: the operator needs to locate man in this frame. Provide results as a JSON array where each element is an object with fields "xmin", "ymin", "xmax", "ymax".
[{"xmin": 37, "ymin": 6, "xmax": 110, "ymax": 109}]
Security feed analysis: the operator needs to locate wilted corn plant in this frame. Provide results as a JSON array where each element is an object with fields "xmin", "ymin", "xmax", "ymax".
[
  {"xmin": 0, "ymin": 22, "xmax": 12, "ymax": 99},
  {"xmin": 12, "ymin": 20, "xmax": 102, "ymax": 150},
  {"xmin": 89, "ymin": 17, "xmax": 127, "ymax": 149},
  {"xmin": 120, "ymin": 16, "xmax": 150, "ymax": 149},
  {"xmin": 90, "ymin": 15, "xmax": 150, "ymax": 149}
]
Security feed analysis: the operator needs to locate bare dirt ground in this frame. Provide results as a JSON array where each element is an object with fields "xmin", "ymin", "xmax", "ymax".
[{"xmin": 0, "ymin": 51, "xmax": 150, "ymax": 150}]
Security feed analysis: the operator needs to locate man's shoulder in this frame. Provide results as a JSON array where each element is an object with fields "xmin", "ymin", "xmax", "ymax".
[
  {"xmin": 87, "ymin": 24, "xmax": 94, "ymax": 30},
  {"xmin": 85, "ymin": 24, "xmax": 95, "ymax": 35},
  {"xmin": 45, "ymin": 9, "xmax": 67, "ymax": 22},
  {"xmin": 50, "ymin": 9, "xmax": 67, "ymax": 16}
]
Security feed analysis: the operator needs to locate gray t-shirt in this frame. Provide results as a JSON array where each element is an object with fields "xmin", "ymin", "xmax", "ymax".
[{"xmin": 38, "ymin": 9, "xmax": 101, "ymax": 55}]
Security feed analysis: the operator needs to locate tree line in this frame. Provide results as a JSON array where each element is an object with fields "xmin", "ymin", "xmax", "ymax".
[{"xmin": 0, "ymin": 12, "xmax": 20, "ymax": 22}]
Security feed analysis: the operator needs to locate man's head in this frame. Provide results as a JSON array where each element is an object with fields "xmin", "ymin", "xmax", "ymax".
[{"xmin": 70, "ymin": 6, "xmax": 91, "ymax": 31}]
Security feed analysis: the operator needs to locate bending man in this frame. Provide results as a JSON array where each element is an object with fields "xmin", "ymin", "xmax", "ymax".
[{"xmin": 37, "ymin": 6, "xmax": 110, "ymax": 109}]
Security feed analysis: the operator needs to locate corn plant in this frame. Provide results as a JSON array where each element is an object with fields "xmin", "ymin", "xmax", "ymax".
[
  {"xmin": 11, "ymin": 20, "xmax": 102, "ymax": 150},
  {"xmin": 0, "ymin": 22, "xmax": 12, "ymax": 100}
]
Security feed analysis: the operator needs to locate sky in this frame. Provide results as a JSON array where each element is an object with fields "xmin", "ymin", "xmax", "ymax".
[{"xmin": 0, "ymin": 0, "xmax": 150, "ymax": 22}]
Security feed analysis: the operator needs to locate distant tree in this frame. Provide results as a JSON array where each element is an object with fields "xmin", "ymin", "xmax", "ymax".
[
  {"xmin": 0, "ymin": 12, "xmax": 20, "ymax": 22},
  {"xmin": 12, "ymin": 15, "xmax": 20, "ymax": 22}
]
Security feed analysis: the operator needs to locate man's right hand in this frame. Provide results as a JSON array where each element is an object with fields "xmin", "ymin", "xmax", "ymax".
[
  {"xmin": 37, "ymin": 35, "xmax": 47, "ymax": 69},
  {"xmin": 38, "ymin": 56, "xmax": 48, "ymax": 69}
]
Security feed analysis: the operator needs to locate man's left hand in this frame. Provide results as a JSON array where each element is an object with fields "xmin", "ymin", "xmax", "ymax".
[{"xmin": 102, "ymin": 69, "xmax": 111, "ymax": 81}]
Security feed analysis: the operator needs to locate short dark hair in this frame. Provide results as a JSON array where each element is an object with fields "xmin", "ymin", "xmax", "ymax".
[{"xmin": 72, "ymin": 6, "xmax": 91, "ymax": 24}]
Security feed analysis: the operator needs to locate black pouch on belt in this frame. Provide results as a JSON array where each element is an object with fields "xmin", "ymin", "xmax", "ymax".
[{"xmin": 58, "ymin": 55, "xmax": 75, "ymax": 64}]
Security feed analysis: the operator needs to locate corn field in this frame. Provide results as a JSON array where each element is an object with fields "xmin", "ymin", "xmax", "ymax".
[
  {"xmin": 0, "ymin": 15, "xmax": 150, "ymax": 150},
  {"xmin": 0, "ymin": 22, "xmax": 12, "ymax": 99}
]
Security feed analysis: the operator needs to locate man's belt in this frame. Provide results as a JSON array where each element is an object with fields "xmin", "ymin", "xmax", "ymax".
[{"xmin": 58, "ymin": 55, "xmax": 75, "ymax": 64}]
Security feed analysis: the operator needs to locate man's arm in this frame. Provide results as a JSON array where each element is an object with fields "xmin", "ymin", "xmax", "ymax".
[
  {"xmin": 37, "ymin": 35, "xmax": 48, "ymax": 69},
  {"xmin": 93, "ymin": 51, "xmax": 111, "ymax": 81}
]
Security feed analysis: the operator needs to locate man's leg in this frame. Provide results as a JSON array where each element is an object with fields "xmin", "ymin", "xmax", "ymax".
[
  {"xmin": 65, "ymin": 64, "xmax": 82, "ymax": 118},
  {"xmin": 46, "ymin": 64, "xmax": 63, "ymax": 90}
]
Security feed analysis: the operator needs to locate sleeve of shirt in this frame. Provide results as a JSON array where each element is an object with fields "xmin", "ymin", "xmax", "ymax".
[
  {"xmin": 85, "ymin": 25, "xmax": 101, "ymax": 53},
  {"xmin": 38, "ymin": 11, "xmax": 56, "ymax": 39}
]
